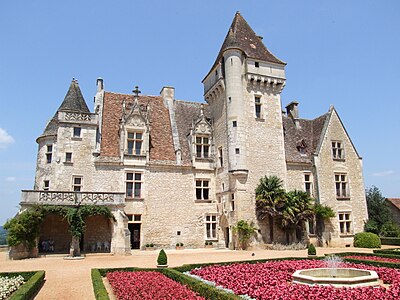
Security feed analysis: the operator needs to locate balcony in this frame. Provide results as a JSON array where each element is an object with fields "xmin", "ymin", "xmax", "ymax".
[{"xmin": 21, "ymin": 190, "xmax": 125, "ymax": 206}]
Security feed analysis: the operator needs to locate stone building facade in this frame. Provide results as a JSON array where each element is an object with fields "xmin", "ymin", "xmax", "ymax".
[{"xmin": 20, "ymin": 12, "xmax": 368, "ymax": 254}]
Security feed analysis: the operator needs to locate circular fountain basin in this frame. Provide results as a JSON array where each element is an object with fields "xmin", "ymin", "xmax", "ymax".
[{"xmin": 292, "ymin": 268, "xmax": 380, "ymax": 288}]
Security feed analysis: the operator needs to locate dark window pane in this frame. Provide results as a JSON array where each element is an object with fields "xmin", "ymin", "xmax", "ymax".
[
  {"xmin": 126, "ymin": 182, "xmax": 133, "ymax": 197},
  {"xmin": 128, "ymin": 132, "xmax": 134, "ymax": 139},
  {"xmin": 196, "ymin": 188, "xmax": 202, "ymax": 200},
  {"xmin": 196, "ymin": 137, "xmax": 202, "ymax": 144},
  {"xmin": 127, "ymin": 173, "xmax": 133, "ymax": 180},
  {"xmin": 127, "ymin": 141, "xmax": 134, "ymax": 154},
  {"xmin": 134, "ymin": 173, "xmax": 141, "ymax": 181},
  {"xmin": 203, "ymin": 181, "xmax": 209, "ymax": 187},
  {"xmin": 134, "ymin": 183, "xmax": 141, "ymax": 197},
  {"xmin": 74, "ymin": 186, "xmax": 81, "ymax": 192},
  {"xmin": 203, "ymin": 189, "xmax": 209, "ymax": 200},
  {"xmin": 203, "ymin": 138, "xmax": 209, "ymax": 144},
  {"xmin": 135, "ymin": 141, "xmax": 142, "ymax": 154},
  {"xmin": 204, "ymin": 146, "xmax": 209, "ymax": 157},
  {"xmin": 196, "ymin": 145, "xmax": 202, "ymax": 157},
  {"xmin": 196, "ymin": 180, "xmax": 201, "ymax": 187},
  {"xmin": 136, "ymin": 133, "xmax": 142, "ymax": 140}
]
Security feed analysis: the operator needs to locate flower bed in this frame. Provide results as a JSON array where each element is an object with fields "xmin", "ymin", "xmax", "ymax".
[
  {"xmin": 191, "ymin": 259, "xmax": 400, "ymax": 299},
  {"xmin": 107, "ymin": 271, "xmax": 205, "ymax": 300},
  {"xmin": 0, "ymin": 275, "xmax": 24, "ymax": 300},
  {"xmin": 345, "ymin": 255, "xmax": 400, "ymax": 264}
]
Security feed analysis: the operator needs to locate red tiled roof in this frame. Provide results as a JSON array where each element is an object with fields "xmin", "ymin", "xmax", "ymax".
[
  {"xmin": 100, "ymin": 92, "xmax": 176, "ymax": 162},
  {"xmin": 387, "ymin": 198, "xmax": 400, "ymax": 210}
]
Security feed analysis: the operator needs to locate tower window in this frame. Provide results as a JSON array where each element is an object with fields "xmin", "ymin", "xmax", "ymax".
[
  {"xmin": 232, "ymin": 121, "xmax": 237, "ymax": 127},
  {"xmin": 65, "ymin": 152, "xmax": 72, "ymax": 163},
  {"xmin": 46, "ymin": 145, "xmax": 52, "ymax": 164},
  {"xmin": 72, "ymin": 176, "xmax": 83, "ymax": 192},
  {"xmin": 73, "ymin": 127, "xmax": 81, "ymax": 138},
  {"xmin": 255, "ymin": 96, "xmax": 262, "ymax": 118},
  {"xmin": 218, "ymin": 147, "xmax": 223, "ymax": 167},
  {"xmin": 43, "ymin": 180, "xmax": 50, "ymax": 191},
  {"xmin": 255, "ymin": 61, "xmax": 259, "ymax": 68},
  {"xmin": 235, "ymin": 148, "xmax": 240, "ymax": 154}
]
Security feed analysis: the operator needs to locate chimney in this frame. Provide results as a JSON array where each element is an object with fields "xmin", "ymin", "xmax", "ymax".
[
  {"xmin": 96, "ymin": 77, "xmax": 104, "ymax": 92},
  {"xmin": 286, "ymin": 101, "xmax": 299, "ymax": 119},
  {"xmin": 160, "ymin": 86, "xmax": 175, "ymax": 109}
]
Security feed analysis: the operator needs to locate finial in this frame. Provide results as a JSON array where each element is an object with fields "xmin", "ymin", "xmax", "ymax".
[
  {"xmin": 200, "ymin": 103, "xmax": 204, "ymax": 116},
  {"xmin": 133, "ymin": 85, "xmax": 141, "ymax": 104}
]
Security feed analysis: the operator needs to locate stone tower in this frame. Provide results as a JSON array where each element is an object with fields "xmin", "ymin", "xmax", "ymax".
[{"xmin": 202, "ymin": 12, "xmax": 288, "ymax": 246}]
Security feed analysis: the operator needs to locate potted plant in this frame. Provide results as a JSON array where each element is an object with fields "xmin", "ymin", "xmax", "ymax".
[
  {"xmin": 308, "ymin": 243, "xmax": 317, "ymax": 258},
  {"xmin": 145, "ymin": 243, "xmax": 155, "ymax": 251},
  {"xmin": 205, "ymin": 241, "xmax": 213, "ymax": 248},
  {"xmin": 175, "ymin": 242, "xmax": 184, "ymax": 250},
  {"xmin": 157, "ymin": 249, "xmax": 168, "ymax": 268}
]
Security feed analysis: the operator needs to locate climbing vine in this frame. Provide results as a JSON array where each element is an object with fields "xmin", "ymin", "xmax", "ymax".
[{"xmin": 3, "ymin": 204, "xmax": 115, "ymax": 248}]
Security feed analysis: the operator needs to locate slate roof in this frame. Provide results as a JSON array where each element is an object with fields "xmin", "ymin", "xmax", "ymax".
[
  {"xmin": 100, "ymin": 92, "xmax": 176, "ymax": 162},
  {"xmin": 205, "ymin": 12, "xmax": 285, "ymax": 80},
  {"xmin": 42, "ymin": 79, "xmax": 90, "ymax": 137},
  {"xmin": 386, "ymin": 198, "xmax": 400, "ymax": 211},
  {"xmin": 174, "ymin": 101, "xmax": 211, "ymax": 164},
  {"xmin": 283, "ymin": 113, "xmax": 329, "ymax": 164}
]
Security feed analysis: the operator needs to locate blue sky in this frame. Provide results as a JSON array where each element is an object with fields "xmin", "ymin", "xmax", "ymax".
[{"xmin": 0, "ymin": 1, "xmax": 399, "ymax": 224}]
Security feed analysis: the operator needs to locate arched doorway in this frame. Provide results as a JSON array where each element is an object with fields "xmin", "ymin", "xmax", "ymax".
[
  {"xmin": 219, "ymin": 214, "xmax": 230, "ymax": 248},
  {"xmin": 39, "ymin": 214, "xmax": 71, "ymax": 254},
  {"xmin": 84, "ymin": 215, "xmax": 112, "ymax": 253}
]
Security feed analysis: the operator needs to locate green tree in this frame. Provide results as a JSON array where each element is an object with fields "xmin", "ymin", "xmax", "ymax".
[
  {"xmin": 365, "ymin": 186, "xmax": 396, "ymax": 236},
  {"xmin": 233, "ymin": 220, "xmax": 257, "ymax": 250},
  {"xmin": 3, "ymin": 209, "xmax": 44, "ymax": 249},
  {"xmin": 280, "ymin": 190, "xmax": 314, "ymax": 244},
  {"xmin": 255, "ymin": 176, "xmax": 286, "ymax": 243}
]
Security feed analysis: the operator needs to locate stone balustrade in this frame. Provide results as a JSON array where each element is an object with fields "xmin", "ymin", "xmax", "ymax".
[{"xmin": 20, "ymin": 190, "xmax": 125, "ymax": 206}]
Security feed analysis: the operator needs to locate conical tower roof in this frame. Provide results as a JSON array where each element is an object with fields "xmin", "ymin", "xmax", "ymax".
[
  {"xmin": 41, "ymin": 79, "xmax": 90, "ymax": 137},
  {"xmin": 205, "ymin": 12, "xmax": 285, "ymax": 79}
]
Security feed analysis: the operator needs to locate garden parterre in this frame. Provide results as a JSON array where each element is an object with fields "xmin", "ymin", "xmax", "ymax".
[
  {"xmin": 345, "ymin": 255, "xmax": 400, "ymax": 264},
  {"xmin": 107, "ymin": 271, "xmax": 205, "ymax": 300},
  {"xmin": 0, "ymin": 275, "xmax": 24, "ymax": 300},
  {"xmin": 190, "ymin": 259, "xmax": 400, "ymax": 300}
]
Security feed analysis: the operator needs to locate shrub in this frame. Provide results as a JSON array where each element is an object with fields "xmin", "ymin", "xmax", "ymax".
[
  {"xmin": 233, "ymin": 220, "xmax": 256, "ymax": 250},
  {"xmin": 380, "ymin": 237, "xmax": 400, "ymax": 246},
  {"xmin": 308, "ymin": 243, "xmax": 316, "ymax": 255},
  {"xmin": 157, "ymin": 249, "xmax": 168, "ymax": 265},
  {"xmin": 353, "ymin": 232, "xmax": 381, "ymax": 248},
  {"xmin": 381, "ymin": 222, "xmax": 400, "ymax": 237}
]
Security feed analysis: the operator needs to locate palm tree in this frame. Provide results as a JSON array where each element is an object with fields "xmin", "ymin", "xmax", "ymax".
[
  {"xmin": 255, "ymin": 176, "xmax": 286, "ymax": 243},
  {"xmin": 280, "ymin": 190, "xmax": 314, "ymax": 244}
]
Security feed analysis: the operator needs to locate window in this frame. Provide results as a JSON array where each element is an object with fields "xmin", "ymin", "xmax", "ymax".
[
  {"xmin": 72, "ymin": 176, "xmax": 83, "ymax": 192},
  {"xmin": 46, "ymin": 145, "xmax": 52, "ymax": 164},
  {"xmin": 205, "ymin": 215, "xmax": 217, "ymax": 239},
  {"xmin": 195, "ymin": 136, "xmax": 210, "ymax": 158},
  {"xmin": 73, "ymin": 127, "xmax": 81, "ymax": 138},
  {"xmin": 65, "ymin": 152, "xmax": 72, "ymax": 163},
  {"xmin": 43, "ymin": 180, "xmax": 50, "ymax": 191},
  {"xmin": 335, "ymin": 173, "xmax": 349, "ymax": 198},
  {"xmin": 332, "ymin": 141, "xmax": 344, "ymax": 160},
  {"xmin": 338, "ymin": 212, "xmax": 352, "ymax": 235},
  {"xmin": 255, "ymin": 61, "xmax": 259, "ymax": 68},
  {"xmin": 126, "ymin": 214, "xmax": 133, "ymax": 222},
  {"xmin": 127, "ymin": 132, "xmax": 143, "ymax": 155},
  {"xmin": 196, "ymin": 179, "xmax": 210, "ymax": 201},
  {"xmin": 235, "ymin": 148, "xmax": 240, "ymax": 154},
  {"xmin": 304, "ymin": 173, "xmax": 312, "ymax": 196},
  {"xmin": 218, "ymin": 147, "xmax": 223, "ymax": 167},
  {"xmin": 134, "ymin": 214, "xmax": 141, "ymax": 222},
  {"xmin": 255, "ymin": 96, "xmax": 261, "ymax": 118},
  {"xmin": 232, "ymin": 121, "xmax": 237, "ymax": 127},
  {"xmin": 231, "ymin": 193, "xmax": 235, "ymax": 211},
  {"xmin": 126, "ymin": 172, "xmax": 142, "ymax": 198}
]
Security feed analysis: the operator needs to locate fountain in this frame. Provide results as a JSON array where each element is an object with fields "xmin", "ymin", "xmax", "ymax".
[{"xmin": 292, "ymin": 255, "xmax": 380, "ymax": 288}]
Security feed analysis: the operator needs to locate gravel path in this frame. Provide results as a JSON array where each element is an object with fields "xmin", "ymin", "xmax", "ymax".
[{"xmin": 0, "ymin": 247, "xmax": 384, "ymax": 299}]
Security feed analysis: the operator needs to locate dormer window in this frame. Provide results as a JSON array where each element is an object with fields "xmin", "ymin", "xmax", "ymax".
[
  {"xmin": 296, "ymin": 139, "xmax": 307, "ymax": 156},
  {"xmin": 127, "ymin": 131, "xmax": 143, "ymax": 155},
  {"xmin": 196, "ymin": 136, "xmax": 210, "ymax": 158}
]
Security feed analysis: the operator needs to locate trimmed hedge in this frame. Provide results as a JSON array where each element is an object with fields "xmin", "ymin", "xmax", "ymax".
[
  {"xmin": 380, "ymin": 237, "xmax": 400, "ymax": 246},
  {"xmin": 353, "ymin": 232, "xmax": 381, "ymax": 248},
  {"xmin": 374, "ymin": 248, "xmax": 400, "ymax": 256},
  {"xmin": 91, "ymin": 269, "xmax": 109, "ymax": 300},
  {"xmin": 94, "ymin": 267, "xmax": 241, "ymax": 300},
  {"xmin": 3, "ymin": 270, "xmax": 45, "ymax": 300},
  {"xmin": 308, "ymin": 244, "xmax": 316, "ymax": 255}
]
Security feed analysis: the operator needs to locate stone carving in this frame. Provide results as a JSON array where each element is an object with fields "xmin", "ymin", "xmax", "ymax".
[{"xmin": 65, "ymin": 112, "xmax": 91, "ymax": 121}]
